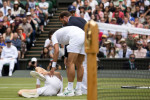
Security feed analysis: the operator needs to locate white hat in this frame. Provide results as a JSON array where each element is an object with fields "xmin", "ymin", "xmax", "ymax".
[
  {"xmin": 10, "ymin": 20, "xmax": 14, "ymax": 24},
  {"xmin": 31, "ymin": 57, "xmax": 37, "ymax": 62},
  {"xmin": 26, "ymin": 12, "xmax": 31, "ymax": 16},
  {"xmin": 14, "ymin": 1, "xmax": 19, "ymax": 4}
]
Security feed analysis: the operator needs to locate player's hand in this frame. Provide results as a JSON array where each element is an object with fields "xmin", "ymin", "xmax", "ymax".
[{"xmin": 50, "ymin": 67, "xmax": 55, "ymax": 77}]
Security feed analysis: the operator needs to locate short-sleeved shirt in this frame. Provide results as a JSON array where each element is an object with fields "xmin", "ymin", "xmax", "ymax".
[
  {"xmin": 39, "ymin": 2, "xmax": 49, "ymax": 13},
  {"xmin": 19, "ymin": 23, "xmax": 33, "ymax": 35}
]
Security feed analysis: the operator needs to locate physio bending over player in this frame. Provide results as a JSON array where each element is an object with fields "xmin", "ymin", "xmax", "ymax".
[
  {"xmin": 43, "ymin": 26, "xmax": 85, "ymax": 96},
  {"xmin": 18, "ymin": 67, "xmax": 63, "ymax": 98}
]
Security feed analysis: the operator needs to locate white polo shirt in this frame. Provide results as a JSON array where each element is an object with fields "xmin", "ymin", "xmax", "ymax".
[{"xmin": 39, "ymin": 2, "xmax": 49, "ymax": 13}]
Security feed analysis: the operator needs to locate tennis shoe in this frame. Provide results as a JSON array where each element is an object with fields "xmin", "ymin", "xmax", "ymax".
[
  {"xmin": 74, "ymin": 89, "xmax": 82, "ymax": 96},
  {"xmin": 30, "ymin": 71, "xmax": 46, "ymax": 82},
  {"xmin": 57, "ymin": 88, "xmax": 75, "ymax": 97},
  {"xmin": 22, "ymin": 92, "xmax": 39, "ymax": 98}
]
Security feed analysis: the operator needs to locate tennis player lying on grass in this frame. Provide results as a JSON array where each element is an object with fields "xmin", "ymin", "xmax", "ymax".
[{"xmin": 18, "ymin": 67, "xmax": 63, "ymax": 98}]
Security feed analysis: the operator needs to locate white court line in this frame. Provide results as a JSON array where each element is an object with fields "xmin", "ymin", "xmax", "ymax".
[{"xmin": 0, "ymin": 98, "xmax": 86, "ymax": 100}]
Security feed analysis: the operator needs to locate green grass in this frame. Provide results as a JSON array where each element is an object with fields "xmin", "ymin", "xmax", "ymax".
[
  {"xmin": 0, "ymin": 77, "xmax": 86, "ymax": 100},
  {"xmin": 0, "ymin": 77, "xmax": 150, "ymax": 100}
]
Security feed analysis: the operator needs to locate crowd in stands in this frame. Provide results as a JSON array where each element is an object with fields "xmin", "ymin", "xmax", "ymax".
[
  {"xmin": 68, "ymin": 0, "xmax": 150, "ymax": 59},
  {"xmin": 0, "ymin": 0, "xmax": 50, "ymax": 59}
]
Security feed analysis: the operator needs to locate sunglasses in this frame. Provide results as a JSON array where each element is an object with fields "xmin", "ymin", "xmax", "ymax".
[
  {"xmin": 137, "ymin": 44, "xmax": 142, "ymax": 46},
  {"xmin": 130, "ymin": 57, "xmax": 135, "ymax": 59},
  {"xmin": 122, "ymin": 45, "xmax": 126, "ymax": 48}
]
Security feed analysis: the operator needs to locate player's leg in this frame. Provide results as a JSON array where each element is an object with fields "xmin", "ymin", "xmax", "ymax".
[
  {"xmin": 0, "ymin": 59, "xmax": 9, "ymax": 77},
  {"xmin": 8, "ymin": 59, "xmax": 16, "ymax": 76},
  {"xmin": 74, "ymin": 54, "xmax": 85, "ymax": 96},
  {"xmin": 58, "ymin": 53, "xmax": 78, "ymax": 97},
  {"xmin": 81, "ymin": 55, "xmax": 87, "ymax": 94},
  {"xmin": 18, "ymin": 89, "xmax": 38, "ymax": 98}
]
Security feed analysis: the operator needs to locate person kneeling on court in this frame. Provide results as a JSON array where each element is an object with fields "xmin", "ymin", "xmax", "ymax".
[{"xmin": 18, "ymin": 67, "xmax": 63, "ymax": 98}]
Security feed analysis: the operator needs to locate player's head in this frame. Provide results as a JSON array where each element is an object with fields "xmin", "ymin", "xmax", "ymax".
[{"xmin": 59, "ymin": 11, "xmax": 71, "ymax": 25}]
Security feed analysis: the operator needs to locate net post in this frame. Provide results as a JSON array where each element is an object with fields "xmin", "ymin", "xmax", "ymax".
[{"xmin": 84, "ymin": 20, "xmax": 99, "ymax": 100}]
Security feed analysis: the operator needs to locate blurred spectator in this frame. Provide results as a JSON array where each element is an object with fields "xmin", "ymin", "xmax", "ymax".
[
  {"xmin": 104, "ymin": 7, "xmax": 112, "ymax": 22},
  {"xmin": 17, "ymin": 26, "xmax": 26, "ymax": 41},
  {"xmin": 146, "ymin": 40, "xmax": 150, "ymax": 57},
  {"xmin": 15, "ymin": 0, "xmax": 25, "ymax": 10},
  {"xmin": 122, "ymin": 16, "xmax": 131, "ymax": 27},
  {"xmin": 20, "ymin": 41, "xmax": 27, "ymax": 59},
  {"xmin": 132, "ymin": 36, "xmax": 139, "ymax": 51},
  {"xmin": 132, "ymin": 6, "xmax": 140, "ymax": 18},
  {"xmin": 118, "ymin": 0, "xmax": 126, "ymax": 11},
  {"xmin": 140, "ymin": 35, "xmax": 148, "ymax": 48},
  {"xmin": 134, "ymin": 17, "xmax": 143, "ymax": 28},
  {"xmin": 25, "ymin": 3, "xmax": 30, "ymax": 12},
  {"xmin": 107, "ymin": 46, "xmax": 119, "ymax": 58},
  {"xmin": 89, "ymin": 0, "xmax": 98, "ymax": 12},
  {"xmin": 134, "ymin": 41, "xmax": 147, "ymax": 58},
  {"xmin": 0, "ymin": 0, "xmax": 2, "ymax": 8},
  {"xmin": 34, "ymin": 4, "xmax": 45, "ymax": 32},
  {"xmin": 123, "ymin": 54, "xmax": 137, "ymax": 70},
  {"xmin": 1, "ymin": 1, "xmax": 11, "ymax": 16},
  {"xmin": 40, "ymin": 47, "xmax": 51, "ymax": 59},
  {"xmin": 93, "ymin": 5, "xmax": 104, "ymax": 21},
  {"xmin": 114, "ymin": 32, "xmax": 122, "ymax": 49},
  {"xmin": 27, "ymin": 0, "xmax": 37, "ymax": 9},
  {"xmin": 12, "ymin": 33, "xmax": 21, "ymax": 59},
  {"xmin": 12, "ymin": 1, "xmax": 22, "ymax": 17},
  {"xmin": 114, "ymin": 12, "xmax": 123, "ymax": 25},
  {"xmin": 3, "ymin": 16, "xmax": 10, "ymax": 27},
  {"xmin": 0, "ymin": 20, "xmax": 6, "ymax": 35},
  {"xmin": 99, "ymin": 40, "xmax": 112, "ymax": 57},
  {"xmin": 78, "ymin": 6, "xmax": 91, "ymax": 21},
  {"xmin": 112, "ymin": 6, "xmax": 124, "ymax": 19},
  {"xmin": 110, "ymin": 18, "xmax": 117, "ymax": 24},
  {"xmin": 19, "ymin": 17, "xmax": 33, "ymax": 50},
  {"xmin": 73, "ymin": 0, "xmax": 84, "ymax": 13},
  {"xmin": 39, "ymin": 0, "xmax": 49, "ymax": 26},
  {"xmin": 84, "ymin": 0, "xmax": 92, "ymax": 12},
  {"xmin": 126, "ymin": 33, "xmax": 134, "ymax": 50},
  {"xmin": 99, "ymin": 35, "xmax": 107, "ymax": 47},
  {"xmin": 109, "ymin": 2, "xmax": 115, "ymax": 12},
  {"xmin": 0, "ymin": 39, "xmax": 18, "ymax": 77},
  {"xmin": 10, "ymin": 20, "xmax": 17, "ymax": 33},
  {"xmin": 44, "ymin": 30, "xmax": 54, "ymax": 48},
  {"xmin": 26, "ymin": 12, "xmax": 37, "ymax": 46},
  {"xmin": 0, "ymin": 11, "xmax": 4, "ymax": 20},
  {"xmin": 118, "ymin": 43, "xmax": 133, "ymax": 58},
  {"xmin": 130, "ymin": 0, "xmax": 136, "ymax": 14},
  {"xmin": 0, "ymin": 34, "xmax": 5, "ymax": 47},
  {"xmin": 14, "ymin": 15, "xmax": 22, "ymax": 27},
  {"xmin": 0, "ymin": 46, "xmax": 2, "ymax": 57},
  {"xmin": 3, "ymin": 27, "xmax": 13, "ymax": 41},
  {"xmin": 119, "ymin": 38, "xmax": 126, "ymax": 47}
]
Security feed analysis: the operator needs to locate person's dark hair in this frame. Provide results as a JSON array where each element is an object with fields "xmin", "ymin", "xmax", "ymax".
[
  {"xmin": 48, "ymin": 29, "xmax": 56, "ymax": 39},
  {"xmin": 129, "ymin": 54, "xmax": 135, "ymax": 58},
  {"xmin": 59, "ymin": 11, "xmax": 71, "ymax": 19},
  {"xmin": 14, "ymin": 3, "xmax": 19, "ymax": 11},
  {"xmin": 42, "ymin": 47, "xmax": 49, "ymax": 54}
]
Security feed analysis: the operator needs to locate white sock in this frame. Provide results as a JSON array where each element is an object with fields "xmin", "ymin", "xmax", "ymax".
[
  {"xmin": 0, "ymin": 71, "xmax": 2, "ymax": 77},
  {"xmin": 68, "ymin": 82, "xmax": 73, "ymax": 91},
  {"xmin": 9, "ymin": 70, "xmax": 13, "ymax": 76},
  {"xmin": 76, "ymin": 82, "xmax": 82, "ymax": 90}
]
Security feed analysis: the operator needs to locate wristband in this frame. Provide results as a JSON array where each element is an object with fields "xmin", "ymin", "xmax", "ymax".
[{"xmin": 52, "ymin": 62, "xmax": 57, "ymax": 68}]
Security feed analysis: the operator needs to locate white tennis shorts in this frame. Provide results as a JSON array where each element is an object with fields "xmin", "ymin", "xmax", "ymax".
[
  {"xmin": 67, "ymin": 33, "xmax": 85, "ymax": 55},
  {"xmin": 37, "ymin": 75, "xmax": 61, "ymax": 96}
]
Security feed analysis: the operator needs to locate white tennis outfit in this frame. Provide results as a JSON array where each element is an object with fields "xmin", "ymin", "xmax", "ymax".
[
  {"xmin": 52, "ymin": 26, "xmax": 85, "ymax": 55},
  {"xmin": 37, "ymin": 75, "xmax": 63, "ymax": 96}
]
